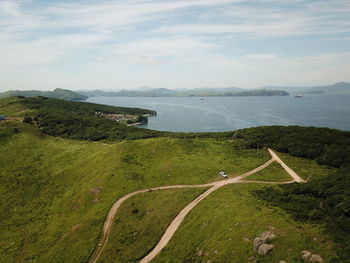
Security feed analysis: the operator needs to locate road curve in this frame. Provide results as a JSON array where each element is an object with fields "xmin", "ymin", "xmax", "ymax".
[
  {"xmin": 268, "ymin": 149, "xmax": 306, "ymax": 183},
  {"xmin": 88, "ymin": 149, "xmax": 302, "ymax": 263}
]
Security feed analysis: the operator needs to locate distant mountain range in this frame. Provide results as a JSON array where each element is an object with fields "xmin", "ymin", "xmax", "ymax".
[
  {"xmin": 303, "ymin": 82, "xmax": 350, "ymax": 94},
  {"xmin": 77, "ymin": 87, "xmax": 289, "ymax": 97},
  {"xmin": 1, "ymin": 82, "xmax": 348, "ymax": 101},
  {"xmin": 261, "ymin": 82, "xmax": 350, "ymax": 94},
  {"xmin": 0, "ymin": 88, "xmax": 88, "ymax": 101}
]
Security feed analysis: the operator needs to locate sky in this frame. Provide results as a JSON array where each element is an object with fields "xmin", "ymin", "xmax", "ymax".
[{"xmin": 1, "ymin": 0, "xmax": 350, "ymax": 91}]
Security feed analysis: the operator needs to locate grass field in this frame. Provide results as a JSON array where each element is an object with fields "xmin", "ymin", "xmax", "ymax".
[
  {"xmin": 152, "ymin": 184, "xmax": 337, "ymax": 263},
  {"xmin": 277, "ymin": 152, "xmax": 336, "ymax": 181},
  {"xmin": 99, "ymin": 188, "xmax": 206, "ymax": 263},
  {"xmin": 0, "ymin": 121, "xmax": 269, "ymax": 263},
  {"xmin": 243, "ymin": 162, "xmax": 293, "ymax": 182}
]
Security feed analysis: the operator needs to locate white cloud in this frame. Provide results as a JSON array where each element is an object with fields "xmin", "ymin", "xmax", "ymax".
[{"xmin": 0, "ymin": 1, "xmax": 21, "ymax": 17}]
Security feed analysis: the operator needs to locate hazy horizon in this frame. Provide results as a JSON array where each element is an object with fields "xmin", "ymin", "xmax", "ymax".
[{"xmin": 1, "ymin": 0, "xmax": 350, "ymax": 91}]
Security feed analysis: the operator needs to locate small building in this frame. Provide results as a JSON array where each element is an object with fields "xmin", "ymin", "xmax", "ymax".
[
  {"xmin": 0, "ymin": 115, "xmax": 6, "ymax": 121},
  {"xmin": 219, "ymin": 171, "xmax": 228, "ymax": 178}
]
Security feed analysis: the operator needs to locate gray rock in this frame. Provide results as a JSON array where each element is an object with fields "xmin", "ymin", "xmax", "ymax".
[
  {"xmin": 279, "ymin": 261, "xmax": 287, "ymax": 263},
  {"xmin": 301, "ymin": 251, "xmax": 311, "ymax": 261},
  {"xmin": 253, "ymin": 237, "xmax": 265, "ymax": 252},
  {"xmin": 257, "ymin": 244, "xmax": 274, "ymax": 255},
  {"xmin": 253, "ymin": 231, "xmax": 276, "ymax": 252},
  {"xmin": 197, "ymin": 250, "xmax": 203, "ymax": 257},
  {"xmin": 260, "ymin": 231, "xmax": 276, "ymax": 242},
  {"xmin": 309, "ymin": 254, "xmax": 323, "ymax": 263}
]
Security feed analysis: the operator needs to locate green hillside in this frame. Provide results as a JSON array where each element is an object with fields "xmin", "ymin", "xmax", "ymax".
[
  {"xmin": 0, "ymin": 97, "xmax": 349, "ymax": 262},
  {"xmin": 0, "ymin": 88, "xmax": 88, "ymax": 101}
]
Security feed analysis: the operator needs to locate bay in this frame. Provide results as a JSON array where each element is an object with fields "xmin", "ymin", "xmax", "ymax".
[{"xmin": 87, "ymin": 94, "xmax": 350, "ymax": 132}]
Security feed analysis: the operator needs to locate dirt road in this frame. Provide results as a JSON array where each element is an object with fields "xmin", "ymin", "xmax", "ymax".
[{"xmin": 88, "ymin": 149, "xmax": 302, "ymax": 263}]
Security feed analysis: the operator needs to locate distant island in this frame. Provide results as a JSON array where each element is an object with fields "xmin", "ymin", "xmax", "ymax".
[
  {"xmin": 261, "ymin": 81, "xmax": 350, "ymax": 94},
  {"xmin": 303, "ymin": 82, "xmax": 350, "ymax": 94},
  {"xmin": 0, "ymin": 88, "xmax": 88, "ymax": 101},
  {"xmin": 77, "ymin": 88, "xmax": 289, "ymax": 97}
]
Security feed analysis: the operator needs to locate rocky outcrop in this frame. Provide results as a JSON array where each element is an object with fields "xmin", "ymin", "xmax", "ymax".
[
  {"xmin": 257, "ymin": 244, "xmax": 274, "ymax": 256},
  {"xmin": 301, "ymin": 251, "xmax": 323, "ymax": 262},
  {"xmin": 253, "ymin": 231, "xmax": 276, "ymax": 256}
]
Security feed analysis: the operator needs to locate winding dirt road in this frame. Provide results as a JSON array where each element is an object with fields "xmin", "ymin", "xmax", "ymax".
[{"xmin": 88, "ymin": 149, "xmax": 303, "ymax": 263}]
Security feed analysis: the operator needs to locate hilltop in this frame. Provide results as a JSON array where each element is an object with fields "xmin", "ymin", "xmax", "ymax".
[
  {"xmin": 0, "ymin": 88, "xmax": 88, "ymax": 101},
  {"xmin": 0, "ymin": 97, "xmax": 349, "ymax": 263}
]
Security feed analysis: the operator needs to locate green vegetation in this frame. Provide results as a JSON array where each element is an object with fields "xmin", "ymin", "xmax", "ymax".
[
  {"xmin": 0, "ymin": 224, "xmax": 26, "ymax": 263},
  {"xmin": 0, "ymin": 88, "xmax": 88, "ymax": 101},
  {"xmin": 152, "ymin": 184, "xmax": 337, "ymax": 263},
  {"xmin": 1, "ymin": 96, "xmax": 349, "ymax": 262},
  {"xmin": 100, "ymin": 188, "xmax": 206, "ymax": 263},
  {"xmin": 277, "ymin": 152, "xmax": 337, "ymax": 181},
  {"xmin": 0, "ymin": 121, "xmax": 268, "ymax": 263},
  {"xmin": 238, "ymin": 125, "xmax": 350, "ymax": 168},
  {"xmin": 254, "ymin": 168, "xmax": 350, "ymax": 261},
  {"xmin": 243, "ymin": 162, "xmax": 292, "ymax": 182}
]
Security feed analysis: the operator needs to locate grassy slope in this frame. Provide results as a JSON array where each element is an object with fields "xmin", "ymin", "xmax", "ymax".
[
  {"xmin": 0, "ymin": 97, "xmax": 33, "ymax": 116},
  {"xmin": 0, "ymin": 122, "xmax": 269, "ymax": 263},
  {"xmin": 277, "ymin": 152, "xmax": 337, "ymax": 181},
  {"xmin": 0, "ymin": 224, "xmax": 25, "ymax": 263},
  {"xmin": 100, "ymin": 188, "xmax": 206, "ymax": 263},
  {"xmin": 243, "ymin": 162, "xmax": 293, "ymax": 182},
  {"xmin": 153, "ymin": 184, "xmax": 337, "ymax": 263}
]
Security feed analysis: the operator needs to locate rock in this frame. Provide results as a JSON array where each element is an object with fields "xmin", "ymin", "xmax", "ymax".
[
  {"xmin": 257, "ymin": 244, "xmax": 274, "ymax": 255},
  {"xmin": 259, "ymin": 231, "xmax": 276, "ymax": 242},
  {"xmin": 206, "ymin": 260, "xmax": 213, "ymax": 263},
  {"xmin": 213, "ymin": 250, "xmax": 219, "ymax": 255},
  {"xmin": 197, "ymin": 250, "xmax": 203, "ymax": 257},
  {"xmin": 253, "ymin": 237, "xmax": 265, "ymax": 252},
  {"xmin": 301, "ymin": 251, "xmax": 311, "ymax": 262},
  {"xmin": 309, "ymin": 254, "xmax": 323, "ymax": 263},
  {"xmin": 279, "ymin": 261, "xmax": 287, "ymax": 263}
]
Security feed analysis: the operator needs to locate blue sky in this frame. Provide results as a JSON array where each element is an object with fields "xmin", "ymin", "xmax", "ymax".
[{"xmin": 1, "ymin": 0, "xmax": 350, "ymax": 91}]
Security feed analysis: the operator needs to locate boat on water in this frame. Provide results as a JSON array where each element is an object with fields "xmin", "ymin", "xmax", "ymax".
[
  {"xmin": 295, "ymin": 94, "xmax": 303, "ymax": 98},
  {"xmin": 200, "ymin": 97, "xmax": 205, "ymax": 100}
]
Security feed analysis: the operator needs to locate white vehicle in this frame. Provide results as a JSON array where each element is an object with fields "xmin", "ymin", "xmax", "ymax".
[{"xmin": 219, "ymin": 171, "xmax": 228, "ymax": 178}]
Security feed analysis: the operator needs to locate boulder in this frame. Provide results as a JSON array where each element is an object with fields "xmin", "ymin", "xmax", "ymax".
[
  {"xmin": 257, "ymin": 244, "xmax": 274, "ymax": 255},
  {"xmin": 279, "ymin": 261, "xmax": 287, "ymax": 263},
  {"xmin": 301, "ymin": 251, "xmax": 311, "ymax": 261},
  {"xmin": 197, "ymin": 250, "xmax": 203, "ymax": 257},
  {"xmin": 309, "ymin": 254, "xmax": 323, "ymax": 263},
  {"xmin": 253, "ymin": 237, "xmax": 265, "ymax": 252},
  {"xmin": 259, "ymin": 231, "xmax": 276, "ymax": 242},
  {"xmin": 253, "ymin": 231, "xmax": 276, "ymax": 252}
]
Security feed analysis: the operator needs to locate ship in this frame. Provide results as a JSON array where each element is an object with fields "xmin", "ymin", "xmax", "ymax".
[{"xmin": 294, "ymin": 94, "xmax": 303, "ymax": 98}]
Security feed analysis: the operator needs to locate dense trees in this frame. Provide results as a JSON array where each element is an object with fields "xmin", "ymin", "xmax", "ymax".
[
  {"xmin": 238, "ymin": 126, "xmax": 350, "ymax": 168},
  {"xmin": 254, "ymin": 168, "xmax": 350, "ymax": 261}
]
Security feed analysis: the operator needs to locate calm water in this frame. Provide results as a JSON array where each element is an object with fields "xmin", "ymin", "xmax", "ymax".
[{"xmin": 88, "ymin": 95, "xmax": 350, "ymax": 132}]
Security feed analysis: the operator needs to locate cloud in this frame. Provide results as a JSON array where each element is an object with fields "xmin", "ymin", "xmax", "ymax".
[
  {"xmin": 0, "ymin": 0, "xmax": 349, "ymax": 90},
  {"xmin": 0, "ymin": 1, "xmax": 21, "ymax": 17}
]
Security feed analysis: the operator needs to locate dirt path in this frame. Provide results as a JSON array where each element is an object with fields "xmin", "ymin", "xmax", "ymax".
[
  {"xmin": 268, "ymin": 149, "xmax": 306, "ymax": 183},
  {"xmin": 88, "ymin": 149, "xmax": 302, "ymax": 263},
  {"xmin": 0, "ymin": 223, "xmax": 28, "ymax": 263}
]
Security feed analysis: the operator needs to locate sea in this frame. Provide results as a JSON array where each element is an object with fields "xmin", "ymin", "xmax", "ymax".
[{"xmin": 87, "ymin": 94, "xmax": 350, "ymax": 132}]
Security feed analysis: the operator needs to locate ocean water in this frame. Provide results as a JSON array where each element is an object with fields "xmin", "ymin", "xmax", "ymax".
[{"xmin": 88, "ymin": 94, "xmax": 350, "ymax": 132}]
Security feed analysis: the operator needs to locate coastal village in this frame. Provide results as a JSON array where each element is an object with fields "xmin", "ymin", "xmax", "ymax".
[{"xmin": 95, "ymin": 112, "xmax": 153, "ymax": 126}]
